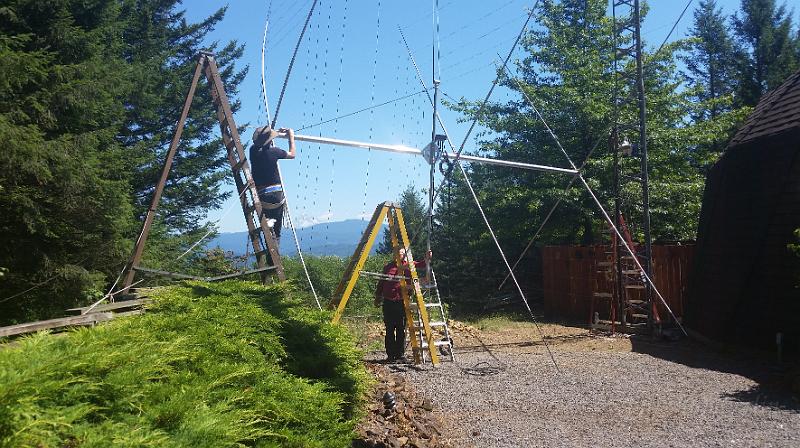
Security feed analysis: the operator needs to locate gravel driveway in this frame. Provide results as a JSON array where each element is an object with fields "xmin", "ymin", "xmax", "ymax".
[{"xmin": 391, "ymin": 337, "xmax": 799, "ymax": 448}]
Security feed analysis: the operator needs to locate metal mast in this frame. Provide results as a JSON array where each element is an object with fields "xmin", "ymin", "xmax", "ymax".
[
  {"xmin": 632, "ymin": 0, "xmax": 654, "ymax": 331},
  {"xmin": 611, "ymin": 0, "xmax": 655, "ymax": 333},
  {"xmin": 427, "ymin": 0, "xmax": 441, "ymax": 281}
]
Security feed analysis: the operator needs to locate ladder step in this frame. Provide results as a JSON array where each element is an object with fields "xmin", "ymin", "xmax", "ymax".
[
  {"xmin": 417, "ymin": 340, "xmax": 452, "ymax": 349},
  {"xmin": 232, "ymin": 158, "xmax": 247, "ymax": 172},
  {"xmin": 593, "ymin": 292, "xmax": 613, "ymax": 298},
  {"xmin": 597, "ymin": 261, "xmax": 613, "ymax": 267},
  {"xmin": 429, "ymin": 321, "xmax": 446, "ymax": 327},
  {"xmin": 631, "ymin": 313, "xmax": 648, "ymax": 320},
  {"xmin": 625, "ymin": 284, "xmax": 645, "ymax": 289},
  {"xmin": 626, "ymin": 299, "xmax": 646, "ymax": 305},
  {"xmin": 409, "ymin": 302, "xmax": 442, "ymax": 308},
  {"xmin": 622, "ymin": 270, "xmax": 642, "ymax": 275}
]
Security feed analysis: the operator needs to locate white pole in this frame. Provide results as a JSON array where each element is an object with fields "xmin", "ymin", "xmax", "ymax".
[{"xmin": 275, "ymin": 133, "xmax": 579, "ymax": 176}]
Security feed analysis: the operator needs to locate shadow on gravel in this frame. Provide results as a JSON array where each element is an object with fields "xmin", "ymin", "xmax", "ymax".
[
  {"xmin": 723, "ymin": 384, "xmax": 800, "ymax": 413},
  {"xmin": 630, "ymin": 336, "xmax": 800, "ymax": 412}
]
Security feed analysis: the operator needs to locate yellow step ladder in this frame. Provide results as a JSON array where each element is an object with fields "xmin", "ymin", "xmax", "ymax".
[{"xmin": 330, "ymin": 201, "xmax": 441, "ymax": 365}]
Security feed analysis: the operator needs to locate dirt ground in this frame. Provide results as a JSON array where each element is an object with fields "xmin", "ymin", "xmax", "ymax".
[{"xmin": 352, "ymin": 316, "xmax": 800, "ymax": 448}]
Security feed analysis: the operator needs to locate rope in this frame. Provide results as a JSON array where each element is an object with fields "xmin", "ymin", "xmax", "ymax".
[
  {"xmin": 278, "ymin": 165, "xmax": 321, "ymax": 310},
  {"xmin": 174, "ymin": 188, "xmax": 249, "ymax": 262},
  {"xmin": 261, "ymin": 8, "xmax": 272, "ymax": 124},
  {"xmin": 0, "ymin": 271, "xmax": 62, "ymax": 305},
  {"xmin": 83, "ymin": 278, "xmax": 145, "ymax": 315},
  {"xmin": 363, "ymin": 0, "xmax": 382, "ymax": 225},
  {"xmin": 271, "ymin": 0, "xmax": 319, "ymax": 129}
]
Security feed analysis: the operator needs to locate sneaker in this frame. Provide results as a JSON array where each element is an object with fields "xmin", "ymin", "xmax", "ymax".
[{"xmin": 266, "ymin": 219, "xmax": 277, "ymax": 228}]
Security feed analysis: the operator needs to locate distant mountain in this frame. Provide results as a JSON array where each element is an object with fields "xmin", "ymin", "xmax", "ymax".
[{"xmin": 208, "ymin": 219, "xmax": 386, "ymax": 258}]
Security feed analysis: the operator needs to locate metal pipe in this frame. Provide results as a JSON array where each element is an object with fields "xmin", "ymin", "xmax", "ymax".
[
  {"xmin": 633, "ymin": 0, "xmax": 655, "ymax": 331},
  {"xmin": 277, "ymin": 133, "xmax": 579, "ymax": 175},
  {"xmin": 428, "ymin": 80, "xmax": 440, "ymax": 282}
]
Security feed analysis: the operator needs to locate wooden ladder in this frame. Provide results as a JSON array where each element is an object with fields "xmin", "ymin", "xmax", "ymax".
[{"xmin": 121, "ymin": 52, "xmax": 284, "ymax": 292}]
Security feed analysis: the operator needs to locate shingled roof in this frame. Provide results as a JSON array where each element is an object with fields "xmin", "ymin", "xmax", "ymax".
[{"xmin": 728, "ymin": 69, "xmax": 800, "ymax": 147}]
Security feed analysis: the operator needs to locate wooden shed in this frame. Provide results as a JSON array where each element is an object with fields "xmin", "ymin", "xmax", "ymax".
[{"xmin": 687, "ymin": 70, "xmax": 800, "ymax": 351}]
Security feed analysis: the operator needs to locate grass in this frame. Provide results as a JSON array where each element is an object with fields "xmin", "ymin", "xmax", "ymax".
[
  {"xmin": 461, "ymin": 311, "xmax": 538, "ymax": 331},
  {"xmin": 0, "ymin": 281, "xmax": 369, "ymax": 447}
]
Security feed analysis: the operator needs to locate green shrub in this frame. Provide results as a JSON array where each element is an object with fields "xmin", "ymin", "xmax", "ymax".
[
  {"xmin": 283, "ymin": 255, "xmax": 390, "ymax": 322},
  {"xmin": 0, "ymin": 281, "xmax": 367, "ymax": 447}
]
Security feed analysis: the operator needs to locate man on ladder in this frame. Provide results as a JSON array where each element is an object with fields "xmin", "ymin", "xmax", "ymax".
[
  {"xmin": 374, "ymin": 248, "xmax": 431, "ymax": 362},
  {"xmin": 250, "ymin": 126, "xmax": 297, "ymax": 239}
]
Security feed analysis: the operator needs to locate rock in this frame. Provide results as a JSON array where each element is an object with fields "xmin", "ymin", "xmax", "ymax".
[
  {"xmin": 409, "ymin": 437, "xmax": 426, "ymax": 448},
  {"xmin": 387, "ymin": 436, "xmax": 402, "ymax": 448},
  {"xmin": 472, "ymin": 430, "xmax": 480, "ymax": 437},
  {"xmin": 421, "ymin": 398, "xmax": 433, "ymax": 411},
  {"xmin": 411, "ymin": 419, "xmax": 431, "ymax": 439},
  {"xmin": 397, "ymin": 436, "xmax": 409, "ymax": 446}
]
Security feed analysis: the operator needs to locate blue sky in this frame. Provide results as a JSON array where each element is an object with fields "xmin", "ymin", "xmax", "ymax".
[{"xmin": 184, "ymin": 0, "xmax": 742, "ymax": 234}]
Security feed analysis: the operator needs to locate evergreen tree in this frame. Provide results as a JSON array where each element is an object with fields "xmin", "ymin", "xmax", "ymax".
[
  {"xmin": 733, "ymin": 0, "xmax": 799, "ymax": 105},
  {"xmin": 437, "ymin": 0, "xmax": 745, "ymax": 306},
  {"xmin": 0, "ymin": 0, "xmax": 245, "ymax": 324},
  {"xmin": 685, "ymin": 0, "xmax": 740, "ymax": 120},
  {"xmin": 377, "ymin": 185, "xmax": 428, "ymax": 258}
]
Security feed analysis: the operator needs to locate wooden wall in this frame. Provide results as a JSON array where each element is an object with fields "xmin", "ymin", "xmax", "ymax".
[{"xmin": 541, "ymin": 244, "xmax": 694, "ymax": 324}]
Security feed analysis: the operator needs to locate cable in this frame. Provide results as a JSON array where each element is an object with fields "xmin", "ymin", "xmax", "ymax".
[
  {"xmin": 0, "ymin": 272, "xmax": 62, "ymax": 305},
  {"xmin": 399, "ymin": 26, "xmax": 561, "ymax": 374},
  {"xmin": 261, "ymin": 1, "xmax": 320, "ymax": 309},
  {"xmin": 271, "ymin": 0, "xmax": 319, "ymax": 129},
  {"xmin": 174, "ymin": 188, "xmax": 249, "ymax": 262},
  {"xmin": 652, "ymin": 0, "xmax": 694, "ymax": 57},
  {"xmin": 495, "ymin": 58, "xmax": 687, "ymax": 336},
  {"xmin": 296, "ymin": 90, "xmax": 428, "ymax": 132}
]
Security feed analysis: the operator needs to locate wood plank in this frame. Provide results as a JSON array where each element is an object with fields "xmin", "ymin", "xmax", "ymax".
[
  {"xmin": 66, "ymin": 298, "xmax": 150, "ymax": 314},
  {"xmin": 0, "ymin": 313, "xmax": 115, "ymax": 338},
  {"xmin": 132, "ymin": 266, "xmax": 203, "ymax": 280}
]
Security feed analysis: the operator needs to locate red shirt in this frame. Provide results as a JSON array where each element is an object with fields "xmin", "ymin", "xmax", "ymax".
[{"xmin": 375, "ymin": 260, "xmax": 427, "ymax": 301}]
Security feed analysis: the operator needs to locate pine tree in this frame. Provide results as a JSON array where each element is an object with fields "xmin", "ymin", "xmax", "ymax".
[
  {"xmin": 685, "ymin": 0, "xmax": 740, "ymax": 119},
  {"xmin": 377, "ymin": 185, "xmax": 428, "ymax": 258},
  {"xmin": 733, "ymin": 0, "xmax": 799, "ymax": 105},
  {"xmin": 0, "ymin": 0, "xmax": 245, "ymax": 324},
  {"xmin": 437, "ymin": 0, "xmax": 746, "ymax": 306}
]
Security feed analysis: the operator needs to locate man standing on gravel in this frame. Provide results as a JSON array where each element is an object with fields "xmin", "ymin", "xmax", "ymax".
[{"xmin": 374, "ymin": 248, "xmax": 431, "ymax": 362}]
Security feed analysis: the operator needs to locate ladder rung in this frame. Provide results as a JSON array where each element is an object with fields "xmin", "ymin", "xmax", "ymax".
[
  {"xmin": 593, "ymin": 292, "xmax": 613, "ymax": 298},
  {"xmin": 631, "ymin": 313, "xmax": 648, "ymax": 319},
  {"xmin": 627, "ymin": 299, "xmax": 646, "ymax": 305},
  {"xmin": 254, "ymin": 250, "xmax": 273, "ymax": 259},
  {"xmin": 625, "ymin": 284, "xmax": 645, "ymax": 289},
  {"xmin": 409, "ymin": 302, "xmax": 441, "ymax": 308},
  {"xmin": 232, "ymin": 158, "xmax": 247, "ymax": 172},
  {"xmin": 418, "ymin": 340, "xmax": 452, "ymax": 349},
  {"xmin": 622, "ymin": 270, "xmax": 642, "ymax": 275},
  {"xmin": 429, "ymin": 321, "xmax": 446, "ymax": 327}
]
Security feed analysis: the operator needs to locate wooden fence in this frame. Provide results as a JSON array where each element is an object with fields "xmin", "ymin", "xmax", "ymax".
[{"xmin": 541, "ymin": 244, "xmax": 694, "ymax": 323}]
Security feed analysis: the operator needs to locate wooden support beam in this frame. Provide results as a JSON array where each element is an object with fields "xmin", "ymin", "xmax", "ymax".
[
  {"xmin": 0, "ymin": 313, "xmax": 115, "ymax": 338},
  {"xmin": 66, "ymin": 298, "xmax": 151, "ymax": 315}
]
